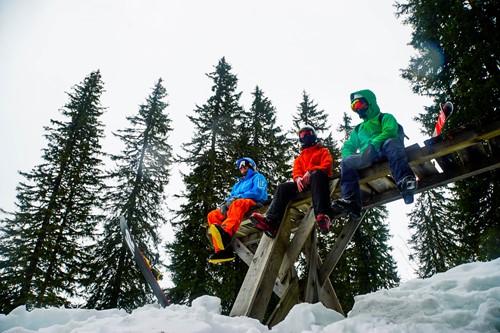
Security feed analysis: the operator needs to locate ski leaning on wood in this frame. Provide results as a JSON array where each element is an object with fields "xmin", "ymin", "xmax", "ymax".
[{"xmin": 120, "ymin": 216, "xmax": 170, "ymax": 308}]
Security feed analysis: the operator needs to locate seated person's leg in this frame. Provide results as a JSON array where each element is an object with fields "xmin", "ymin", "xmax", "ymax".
[
  {"xmin": 251, "ymin": 181, "xmax": 297, "ymax": 238},
  {"xmin": 381, "ymin": 138, "xmax": 418, "ymax": 204},
  {"xmin": 223, "ymin": 198, "xmax": 256, "ymax": 235},
  {"xmin": 332, "ymin": 156, "xmax": 363, "ymax": 218}
]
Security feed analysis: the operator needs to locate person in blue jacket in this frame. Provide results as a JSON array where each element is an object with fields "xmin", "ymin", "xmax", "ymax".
[{"xmin": 207, "ymin": 157, "xmax": 268, "ymax": 264}]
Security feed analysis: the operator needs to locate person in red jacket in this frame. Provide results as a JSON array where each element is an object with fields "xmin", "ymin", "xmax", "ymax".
[{"xmin": 250, "ymin": 126, "xmax": 333, "ymax": 237}]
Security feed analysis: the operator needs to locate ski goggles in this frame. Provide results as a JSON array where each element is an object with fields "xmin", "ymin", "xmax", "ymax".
[
  {"xmin": 239, "ymin": 160, "xmax": 250, "ymax": 169},
  {"xmin": 299, "ymin": 130, "xmax": 314, "ymax": 138},
  {"xmin": 350, "ymin": 98, "xmax": 369, "ymax": 113}
]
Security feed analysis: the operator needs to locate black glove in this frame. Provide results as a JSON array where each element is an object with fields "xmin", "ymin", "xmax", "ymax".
[
  {"xmin": 219, "ymin": 197, "xmax": 236, "ymax": 217},
  {"xmin": 361, "ymin": 144, "xmax": 378, "ymax": 164}
]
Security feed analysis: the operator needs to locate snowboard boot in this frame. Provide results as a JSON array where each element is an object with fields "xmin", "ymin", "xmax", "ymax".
[
  {"xmin": 331, "ymin": 198, "xmax": 362, "ymax": 219},
  {"xmin": 399, "ymin": 176, "xmax": 418, "ymax": 204},
  {"xmin": 210, "ymin": 224, "xmax": 232, "ymax": 250},
  {"xmin": 208, "ymin": 248, "xmax": 236, "ymax": 264},
  {"xmin": 315, "ymin": 214, "xmax": 331, "ymax": 234},
  {"xmin": 249, "ymin": 213, "xmax": 278, "ymax": 238}
]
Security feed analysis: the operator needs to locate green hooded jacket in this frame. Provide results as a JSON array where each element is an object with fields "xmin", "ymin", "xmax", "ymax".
[{"xmin": 342, "ymin": 89, "xmax": 399, "ymax": 157}]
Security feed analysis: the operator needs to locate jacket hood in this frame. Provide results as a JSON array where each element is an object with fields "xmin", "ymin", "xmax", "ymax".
[{"xmin": 350, "ymin": 89, "xmax": 380, "ymax": 120}]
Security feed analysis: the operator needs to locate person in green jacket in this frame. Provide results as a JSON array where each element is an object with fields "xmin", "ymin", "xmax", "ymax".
[{"xmin": 331, "ymin": 89, "xmax": 418, "ymax": 218}]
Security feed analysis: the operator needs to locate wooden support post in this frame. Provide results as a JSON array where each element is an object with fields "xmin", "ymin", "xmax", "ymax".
[
  {"xmin": 304, "ymin": 230, "xmax": 319, "ymax": 303},
  {"xmin": 265, "ymin": 277, "xmax": 301, "ymax": 327},
  {"xmin": 229, "ymin": 218, "xmax": 291, "ymax": 320},
  {"xmin": 318, "ymin": 212, "xmax": 367, "ymax": 287}
]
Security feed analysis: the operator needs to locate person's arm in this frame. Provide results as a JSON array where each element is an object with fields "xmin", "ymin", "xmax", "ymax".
[
  {"xmin": 371, "ymin": 113, "xmax": 399, "ymax": 150},
  {"xmin": 317, "ymin": 148, "xmax": 333, "ymax": 174},
  {"xmin": 239, "ymin": 174, "xmax": 268, "ymax": 202},
  {"xmin": 342, "ymin": 131, "xmax": 359, "ymax": 157}
]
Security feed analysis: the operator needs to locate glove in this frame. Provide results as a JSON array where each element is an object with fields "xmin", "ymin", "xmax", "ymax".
[
  {"xmin": 219, "ymin": 197, "xmax": 236, "ymax": 217},
  {"xmin": 296, "ymin": 177, "xmax": 305, "ymax": 192},
  {"xmin": 360, "ymin": 144, "xmax": 378, "ymax": 164}
]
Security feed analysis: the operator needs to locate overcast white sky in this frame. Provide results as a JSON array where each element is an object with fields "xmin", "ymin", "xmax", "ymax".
[{"xmin": 0, "ymin": 0, "xmax": 433, "ymax": 281}]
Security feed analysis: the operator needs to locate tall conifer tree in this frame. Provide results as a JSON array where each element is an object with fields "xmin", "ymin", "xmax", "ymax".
[
  {"xmin": 167, "ymin": 58, "xmax": 246, "ymax": 313},
  {"xmin": 291, "ymin": 90, "xmax": 341, "ymax": 168},
  {"xmin": 408, "ymin": 188, "xmax": 458, "ymax": 277},
  {"xmin": 396, "ymin": 0, "xmax": 500, "ymax": 263},
  {"xmin": 84, "ymin": 78, "xmax": 173, "ymax": 311},
  {"xmin": 236, "ymin": 86, "xmax": 292, "ymax": 190},
  {"xmin": 0, "ymin": 71, "xmax": 106, "ymax": 313}
]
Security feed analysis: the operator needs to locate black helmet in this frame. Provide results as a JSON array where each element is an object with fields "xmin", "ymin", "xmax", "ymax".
[{"xmin": 298, "ymin": 126, "xmax": 318, "ymax": 149}]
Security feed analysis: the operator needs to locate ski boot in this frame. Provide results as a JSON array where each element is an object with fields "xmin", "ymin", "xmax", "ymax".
[
  {"xmin": 249, "ymin": 213, "xmax": 278, "ymax": 238},
  {"xmin": 331, "ymin": 198, "xmax": 362, "ymax": 219},
  {"xmin": 210, "ymin": 224, "xmax": 232, "ymax": 250},
  {"xmin": 208, "ymin": 248, "xmax": 236, "ymax": 264},
  {"xmin": 315, "ymin": 214, "xmax": 331, "ymax": 234},
  {"xmin": 399, "ymin": 176, "xmax": 418, "ymax": 204}
]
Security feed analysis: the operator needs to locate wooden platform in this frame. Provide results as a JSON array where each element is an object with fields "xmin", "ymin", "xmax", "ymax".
[{"xmin": 211, "ymin": 121, "xmax": 500, "ymax": 327}]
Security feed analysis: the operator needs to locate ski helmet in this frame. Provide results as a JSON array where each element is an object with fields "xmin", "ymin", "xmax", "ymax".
[
  {"xmin": 236, "ymin": 157, "xmax": 256, "ymax": 170},
  {"xmin": 298, "ymin": 126, "xmax": 318, "ymax": 148}
]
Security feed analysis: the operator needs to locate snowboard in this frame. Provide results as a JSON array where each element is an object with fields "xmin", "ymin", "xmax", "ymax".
[{"xmin": 120, "ymin": 216, "xmax": 169, "ymax": 308}]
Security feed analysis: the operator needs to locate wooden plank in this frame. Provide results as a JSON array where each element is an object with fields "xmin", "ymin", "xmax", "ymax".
[
  {"xmin": 266, "ymin": 277, "xmax": 301, "ymax": 327},
  {"xmin": 318, "ymin": 212, "xmax": 367, "ymax": 287},
  {"xmin": 231, "ymin": 238, "xmax": 255, "ymax": 266},
  {"xmin": 277, "ymin": 209, "xmax": 315, "ymax": 282},
  {"xmin": 319, "ymin": 274, "xmax": 345, "ymax": 316},
  {"xmin": 361, "ymin": 153, "xmax": 500, "ymax": 209},
  {"xmin": 304, "ymin": 231, "xmax": 319, "ymax": 303},
  {"xmin": 229, "ymin": 216, "xmax": 291, "ymax": 320}
]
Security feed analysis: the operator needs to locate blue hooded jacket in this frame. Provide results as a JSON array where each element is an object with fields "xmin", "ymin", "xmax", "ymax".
[{"xmin": 225, "ymin": 168, "xmax": 268, "ymax": 203}]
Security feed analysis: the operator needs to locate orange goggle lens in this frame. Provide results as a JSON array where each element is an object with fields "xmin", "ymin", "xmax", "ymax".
[{"xmin": 351, "ymin": 98, "xmax": 369, "ymax": 112}]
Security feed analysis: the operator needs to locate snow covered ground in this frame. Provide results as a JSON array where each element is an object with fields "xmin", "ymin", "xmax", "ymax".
[{"xmin": 1, "ymin": 258, "xmax": 499, "ymax": 333}]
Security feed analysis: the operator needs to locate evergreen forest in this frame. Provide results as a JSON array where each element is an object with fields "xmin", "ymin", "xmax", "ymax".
[{"xmin": 0, "ymin": 0, "xmax": 498, "ymax": 316}]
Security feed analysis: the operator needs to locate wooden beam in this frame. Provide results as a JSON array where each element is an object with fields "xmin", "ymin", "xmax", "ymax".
[
  {"xmin": 266, "ymin": 277, "xmax": 301, "ymax": 327},
  {"xmin": 304, "ymin": 230, "xmax": 320, "ymax": 303},
  {"xmin": 318, "ymin": 212, "xmax": 367, "ymax": 288},
  {"xmin": 362, "ymin": 153, "xmax": 500, "ymax": 209},
  {"xmin": 229, "ymin": 218, "xmax": 291, "ymax": 320},
  {"xmin": 277, "ymin": 208, "xmax": 315, "ymax": 282}
]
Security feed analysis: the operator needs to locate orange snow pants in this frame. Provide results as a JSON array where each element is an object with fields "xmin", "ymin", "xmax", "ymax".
[{"xmin": 207, "ymin": 198, "xmax": 256, "ymax": 252}]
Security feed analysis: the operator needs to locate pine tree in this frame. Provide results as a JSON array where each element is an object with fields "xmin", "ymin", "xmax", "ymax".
[
  {"xmin": 451, "ymin": 172, "xmax": 500, "ymax": 263},
  {"xmin": 0, "ymin": 71, "xmax": 106, "ymax": 313},
  {"xmin": 292, "ymin": 90, "xmax": 329, "ymax": 131},
  {"xmin": 291, "ymin": 90, "xmax": 341, "ymax": 169},
  {"xmin": 84, "ymin": 78, "xmax": 173, "ymax": 311},
  {"xmin": 396, "ymin": 0, "xmax": 500, "ymax": 262},
  {"xmin": 166, "ymin": 58, "xmax": 247, "ymax": 313},
  {"xmin": 337, "ymin": 111, "xmax": 354, "ymax": 143},
  {"xmin": 408, "ymin": 188, "xmax": 458, "ymax": 278},
  {"xmin": 236, "ymin": 86, "xmax": 292, "ymax": 190}
]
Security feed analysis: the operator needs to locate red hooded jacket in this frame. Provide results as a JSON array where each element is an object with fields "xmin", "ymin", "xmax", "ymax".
[{"xmin": 292, "ymin": 144, "xmax": 333, "ymax": 181}]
